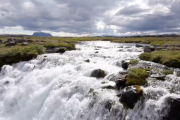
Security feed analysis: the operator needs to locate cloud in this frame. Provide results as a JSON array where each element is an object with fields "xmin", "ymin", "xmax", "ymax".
[
  {"xmin": 0, "ymin": 0, "xmax": 180, "ymax": 36},
  {"xmin": 116, "ymin": 5, "xmax": 149, "ymax": 16}
]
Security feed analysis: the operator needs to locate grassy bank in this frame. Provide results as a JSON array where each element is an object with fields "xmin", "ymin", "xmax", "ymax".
[
  {"xmin": 139, "ymin": 50, "xmax": 180, "ymax": 68},
  {"xmin": 0, "ymin": 46, "xmax": 45, "ymax": 68}
]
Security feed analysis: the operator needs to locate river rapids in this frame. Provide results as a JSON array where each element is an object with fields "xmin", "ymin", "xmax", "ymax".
[{"xmin": 0, "ymin": 41, "xmax": 180, "ymax": 120}]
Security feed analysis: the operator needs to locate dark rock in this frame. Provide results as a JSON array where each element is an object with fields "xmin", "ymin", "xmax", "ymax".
[
  {"xmin": 104, "ymin": 100, "xmax": 114, "ymax": 112},
  {"xmin": 135, "ymin": 44, "xmax": 143, "ymax": 47},
  {"xmin": 91, "ymin": 69, "xmax": 106, "ymax": 78},
  {"xmin": 110, "ymin": 72, "xmax": 127, "ymax": 89},
  {"xmin": 120, "ymin": 86, "xmax": 143, "ymax": 109},
  {"xmin": 58, "ymin": 48, "xmax": 66, "ymax": 54},
  {"xmin": 102, "ymin": 85, "xmax": 116, "ymax": 90},
  {"xmin": 0, "ymin": 39, "xmax": 3, "ymax": 43},
  {"xmin": 84, "ymin": 59, "xmax": 90, "ymax": 63},
  {"xmin": 174, "ymin": 44, "xmax": 180, "ymax": 47},
  {"xmin": 21, "ymin": 42, "xmax": 29, "ymax": 46},
  {"xmin": 122, "ymin": 61, "xmax": 128, "ymax": 70},
  {"xmin": 163, "ymin": 98, "xmax": 180, "ymax": 120},
  {"xmin": 46, "ymin": 47, "xmax": 66, "ymax": 54},
  {"xmin": 144, "ymin": 46, "xmax": 155, "ymax": 52}
]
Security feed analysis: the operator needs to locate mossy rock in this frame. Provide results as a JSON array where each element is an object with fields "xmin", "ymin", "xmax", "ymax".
[
  {"xmin": 125, "ymin": 68, "xmax": 148, "ymax": 86},
  {"xmin": 129, "ymin": 59, "xmax": 139, "ymax": 65}
]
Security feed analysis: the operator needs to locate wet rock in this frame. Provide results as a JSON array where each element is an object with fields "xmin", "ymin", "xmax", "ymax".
[
  {"xmin": 120, "ymin": 85, "xmax": 143, "ymax": 109},
  {"xmin": 150, "ymin": 74, "xmax": 166, "ymax": 81},
  {"xmin": 122, "ymin": 61, "xmax": 128, "ymax": 70},
  {"xmin": 110, "ymin": 72, "xmax": 127, "ymax": 89},
  {"xmin": 135, "ymin": 44, "xmax": 143, "ymax": 47},
  {"xmin": 104, "ymin": 100, "xmax": 114, "ymax": 112},
  {"xmin": 102, "ymin": 85, "xmax": 116, "ymax": 90},
  {"xmin": 91, "ymin": 69, "xmax": 106, "ymax": 78},
  {"xmin": 58, "ymin": 48, "xmax": 66, "ymax": 54},
  {"xmin": 144, "ymin": 46, "xmax": 155, "ymax": 53},
  {"xmin": 84, "ymin": 59, "xmax": 90, "ymax": 63},
  {"xmin": 163, "ymin": 98, "xmax": 180, "ymax": 120}
]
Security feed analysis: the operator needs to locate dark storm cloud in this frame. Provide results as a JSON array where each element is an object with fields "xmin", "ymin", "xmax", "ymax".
[{"xmin": 0, "ymin": 0, "xmax": 180, "ymax": 35}]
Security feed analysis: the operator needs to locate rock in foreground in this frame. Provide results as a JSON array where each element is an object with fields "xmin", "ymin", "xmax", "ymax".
[{"xmin": 91, "ymin": 69, "xmax": 106, "ymax": 78}]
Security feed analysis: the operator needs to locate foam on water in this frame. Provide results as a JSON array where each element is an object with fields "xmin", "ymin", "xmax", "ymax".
[{"xmin": 0, "ymin": 41, "xmax": 179, "ymax": 120}]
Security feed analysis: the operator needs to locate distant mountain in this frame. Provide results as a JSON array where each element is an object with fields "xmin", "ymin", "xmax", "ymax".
[{"xmin": 33, "ymin": 32, "xmax": 52, "ymax": 37}]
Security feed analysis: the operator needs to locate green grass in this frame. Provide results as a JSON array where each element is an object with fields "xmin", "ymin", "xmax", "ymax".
[
  {"xmin": 139, "ymin": 50, "xmax": 180, "ymax": 68},
  {"xmin": 126, "ymin": 68, "xmax": 148, "ymax": 86},
  {"xmin": 0, "ymin": 45, "xmax": 45, "ymax": 67}
]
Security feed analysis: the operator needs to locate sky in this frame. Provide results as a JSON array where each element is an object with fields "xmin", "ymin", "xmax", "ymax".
[{"xmin": 0, "ymin": 0, "xmax": 180, "ymax": 36}]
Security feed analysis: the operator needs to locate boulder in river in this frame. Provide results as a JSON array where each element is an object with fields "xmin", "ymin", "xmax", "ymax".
[
  {"xmin": 163, "ymin": 98, "xmax": 180, "ymax": 120},
  {"xmin": 120, "ymin": 85, "xmax": 143, "ymax": 109},
  {"xmin": 144, "ymin": 46, "xmax": 155, "ymax": 52},
  {"xmin": 121, "ymin": 60, "xmax": 128, "ymax": 70},
  {"xmin": 110, "ymin": 72, "xmax": 127, "ymax": 89},
  {"xmin": 91, "ymin": 69, "xmax": 106, "ymax": 78}
]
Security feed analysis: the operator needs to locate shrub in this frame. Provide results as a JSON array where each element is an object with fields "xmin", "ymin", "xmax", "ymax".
[{"xmin": 126, "ymin": 68, "xmax": 148, "ymax": 86}]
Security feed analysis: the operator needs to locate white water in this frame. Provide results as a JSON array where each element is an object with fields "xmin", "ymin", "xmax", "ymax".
[{"xmin": 0, "ymin": 41, "xmax": 179, "ymax": 120}]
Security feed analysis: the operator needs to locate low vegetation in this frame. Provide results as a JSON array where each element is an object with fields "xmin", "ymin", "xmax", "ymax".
[
  {"xmin": 0, "ymin": 46, "xmax": 44, "ymax": 68},
  {"xmin": 126, "ymin": 68, "xmax": 148, "ymax": 86},
  {"xmin": 139, "ymin": 50, "xmax": 180, "ymax": 68}
]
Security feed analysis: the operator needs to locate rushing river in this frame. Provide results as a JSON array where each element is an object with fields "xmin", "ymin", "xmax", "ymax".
[{"xmin": 0, "ymin": 41, "xmax": 180, "ymax": 120}]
